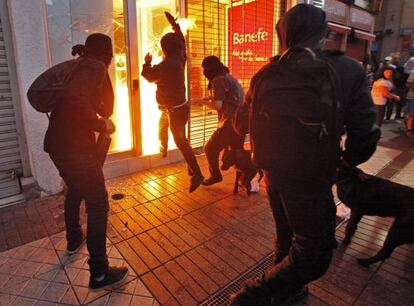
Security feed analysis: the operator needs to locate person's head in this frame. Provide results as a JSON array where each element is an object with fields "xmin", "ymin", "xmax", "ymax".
[
  {"xmin": 382, "ymin": 67, "xmax": 394, "ymax": 79},
  {"xmin": 201, "ymin": 56, "xmax": 227, "ymax": 81},
  {"xmin": 276, "ymin": 4, "xmax": 327, "ymax": 52},
  {"xmin": 160, "ymin": 32, "xmax": 183, "ymax": 57},
  {"xmin": 72, "ymin": 33, "xmax": 113, "ymax": 66}
]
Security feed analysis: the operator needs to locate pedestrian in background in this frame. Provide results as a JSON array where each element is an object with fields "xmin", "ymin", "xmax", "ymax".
[
  {"xmin": 44, "ymin": 33, "xmax": 128, "ymax": 291},
  {"xmin": 231, "ymin": 4, "xmax": 380, "ymax": 305},
  {"xmin": 371, "ymin": 67, "xmax": 400, "ymax": 126}
]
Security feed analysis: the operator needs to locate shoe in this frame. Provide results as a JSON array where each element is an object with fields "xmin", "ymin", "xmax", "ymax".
[
  {"xmin": 189, "ymin": 174, "xmax": 204, "ymax": 193},
  {"xmin": 160, "ymin": 147, "xmax": 167, "ymax": 158},
  {"xmin": 230, "ymin": 280, "xmax": 272, "ymax": 306},
  {"xmin": 67, "ymin": 235, "xmax": 84, "ymax": 255},
  {"xmin": 274, "ymin": 286, "xmax": 309, "ymax": 305},
  {"xmin": 89, "ymin": 266, "xmax": 129, "ymax": 292},
  {"xmin": 202, "ymin": 175, "xmax": 223, "ymax": 186}
]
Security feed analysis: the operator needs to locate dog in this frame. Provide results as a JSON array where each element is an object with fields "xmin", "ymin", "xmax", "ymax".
[
  {"xmin": 221, "ymin": 147, "xmax": 264, "ymax": 195},
  {"xmin": 336, "ymin": 166, "xmax": 414, "ymax": 267}
]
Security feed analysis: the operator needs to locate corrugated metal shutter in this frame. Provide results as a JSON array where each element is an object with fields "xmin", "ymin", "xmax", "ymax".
[
  {"xmin": 0, "ymin": 15, "xmax": 23, "ymax": 204},
  {"xmin": 187, "ymin": 0, "xmax": 284, "ymax": 150}
]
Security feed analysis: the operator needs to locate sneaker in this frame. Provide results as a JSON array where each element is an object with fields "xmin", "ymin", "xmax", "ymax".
[
  {"xmin": 230, "ymin": 279, "xmax": 272, "ymax": 306},
  {"xmin": 202, "ymin": 175, "xmax": 223, "ymax": 186},
  {"xmin": 189, "ymin": 174, "xmax": 204, "ymax": 193},
  {"xmin": 160, "ymin": 146, "xmax": 168, "ymax": 158},
  {"xmin": 67, "ymin": 235, "xmax": 84, "ymax": 255},
  {"xmin": 89, "ymin": 266, "xmax": 129, "ymax": 292},
  {"xmin": 274, "ymin": 286, "xmax": 309, "ymax": 305}
]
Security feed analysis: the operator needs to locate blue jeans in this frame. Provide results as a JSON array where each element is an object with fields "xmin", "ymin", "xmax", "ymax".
[{"xmin": 50, "ymin": 152, "xmax": 109, "ymax": 277}]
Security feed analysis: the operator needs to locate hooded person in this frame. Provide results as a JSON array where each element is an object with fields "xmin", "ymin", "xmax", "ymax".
[
  {"xmin": 141, "ymin": 32, "xmax": 204, "ymax": 193},
  {"xmin": 44, "ymin": 33, "xmax": 129, "ymax": 291},
  {"xmin": 231, "ymin": 4, "xmax": 379, "ymax": 306},
  {"xmin": 193, "ymin": 56, "xmax": 245, "ymax": 186}
]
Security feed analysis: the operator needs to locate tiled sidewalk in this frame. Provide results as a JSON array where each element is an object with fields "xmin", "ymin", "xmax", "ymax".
[
  {"xmin": 0, "ymin": 144, "xmax": 412, "ymax": 306},
  {"xmin": 0, "ymin": 121, "xmax": 413, "ymax": 306}
]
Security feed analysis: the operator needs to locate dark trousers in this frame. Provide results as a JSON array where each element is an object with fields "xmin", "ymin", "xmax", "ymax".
[
  {"xmin": 163, "ymin": 105, "xmax": 202, "ymax": 177},
  {"xmin": 385, "ymin": 100, "xmax": 396, "ymax": 120},
  {"xmin": 49, "ymin": 152, "xmax": 109, "ymax": 278},
  {"xmin": 261, "ymin": 171, "xmax": 337, "ymax": 300},
  {"xmin": 159, "ymin": 111, "xmax": 169, "ymax": 151},
  {"xmin": 375, "ymin": 105, "xmax": 386, "ymax": 127},
  {"xmin": 204, "ymin": 123, "xmax": 244, "ymax": 177}
]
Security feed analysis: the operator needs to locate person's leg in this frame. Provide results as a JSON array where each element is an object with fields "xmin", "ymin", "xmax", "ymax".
[
  {"xmin": 376, "ymin": 105, "xmax": 385, "ymax": 127},
  {"xmin": 232, "ymin": 176, "xmax": 336, "ymax": 304},
  {"xmin": 266, "ymin": 176, "xmax": 292, "ymax": 264},
  {"xmin": 49, "ymin": 155, "xmax": 83, "ymax": 252},
  {"xmin": 159, "ymin": 111, "xmax": 169, "ymax": 156},
  {"xmin": 385, "ymin": 99, "xmax": 394, "ymax": 120},
  {"xmin": 204, "ymin": 126, "xmax": 230, "ymax": 183},
  {"xmin": 169, "ymin": 106, "xmax": 203, "ymax": 192}
]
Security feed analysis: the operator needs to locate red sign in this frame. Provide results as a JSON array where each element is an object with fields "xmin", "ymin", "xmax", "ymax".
[{"xmin": 228, "ymin": 0, "xmax": 275, "ymax": 90}]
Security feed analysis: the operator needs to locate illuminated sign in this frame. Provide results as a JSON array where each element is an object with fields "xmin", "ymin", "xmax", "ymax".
[{"xmin": 228, "ymin": 0, "xmax": 275, "ymax": 89}]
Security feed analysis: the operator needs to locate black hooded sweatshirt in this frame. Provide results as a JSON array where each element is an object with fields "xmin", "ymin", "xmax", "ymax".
[{"xmin": 243, "ymin": 4, "xmax": 380, "ymax": 190}]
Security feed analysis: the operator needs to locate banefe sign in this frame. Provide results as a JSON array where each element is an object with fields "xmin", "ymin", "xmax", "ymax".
[{"xmin": 228, "ymin": 0, "xmax": 275, "ymax": 88}]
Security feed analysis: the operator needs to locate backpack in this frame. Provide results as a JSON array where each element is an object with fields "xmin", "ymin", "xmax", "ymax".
[
  {"xmin": 249, "ymin": 48, "xmax": 342, "ymax": 179},
  {"xmin": 27, "ymin": 58, "xmax": 82, "ymax": 113}
]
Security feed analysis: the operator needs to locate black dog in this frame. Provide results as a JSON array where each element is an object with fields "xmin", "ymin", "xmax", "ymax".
[
  {"xmin": 221, "ymin": 148, "xmax": 263, "ymax": 195},
  {"xmin": 336, "ymin": 166, "xmax": 414, "ymax": 266}
]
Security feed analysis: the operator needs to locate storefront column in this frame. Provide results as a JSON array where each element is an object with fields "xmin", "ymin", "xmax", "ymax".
[{"xmin": 6, "ymin": 0, "xmax": 62, "ymax": 194}]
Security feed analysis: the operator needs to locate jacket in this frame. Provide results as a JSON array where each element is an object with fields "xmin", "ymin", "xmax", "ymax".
[
  {"xmin": 141, "ymin": 55, "xmax": 186, "ymax": 108},
  {"xmin": 44, "ymin": 57, "xmax": 114, "ymax": 155}
]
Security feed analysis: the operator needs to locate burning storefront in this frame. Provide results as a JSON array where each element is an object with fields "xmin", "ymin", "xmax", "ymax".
[{"xmin": 0, "ymin": 0, "xmax": 287, "ymax": 200}]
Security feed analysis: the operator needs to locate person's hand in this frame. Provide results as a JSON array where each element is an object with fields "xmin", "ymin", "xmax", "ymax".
[
  {"xmin": 394, "ymin": 95, "xmax": 401, "ymax": 101},
  {"xmin": 144, "ymin": 52, "xmax": 152, "ymax": 64},
  {"xmin": 103, "ymin": 119, "xmax": 116, "ymax": 134}
]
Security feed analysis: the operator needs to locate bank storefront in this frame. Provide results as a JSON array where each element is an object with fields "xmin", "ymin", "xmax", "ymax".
[{"xmin": 2, "ymin": 0, "xmax": 286, "ymax": 199}]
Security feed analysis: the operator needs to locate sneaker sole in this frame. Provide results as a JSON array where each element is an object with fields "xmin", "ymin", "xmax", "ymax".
[
  {"xmin": 88, "ymin": 270, "xmax": 129, "ymax": 292},
  {"xmin": 67, "ymin": 240, "xmax": 85, "ymax": 255}
]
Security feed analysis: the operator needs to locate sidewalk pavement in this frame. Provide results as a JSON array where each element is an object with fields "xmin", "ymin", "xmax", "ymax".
[{"xmin": 0, "ymin": 121, "xmax": 413, "ymax": 305}]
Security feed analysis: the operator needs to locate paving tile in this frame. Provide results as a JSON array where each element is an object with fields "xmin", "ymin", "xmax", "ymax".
[
  {"xmin": 20, "ymin": 279, "xmax": 49, "ymax": 299},
  {"xmin": 0, "ymin": 275, "xmax": 30, "ymax": 295},
  {"xmin": 116, "ymin": 241, "xmax": 149, "ymax": 276},
  {"xmin": 0, "ymin": 293, "xmax": 16, "ymax": 305},
  {"xmin": 106, "ymin": 292, "xmax": 133, "ymax": 306},
  {"xmin": 130, "ymin": 295, "xmax": 155, "ymax": 306},
  {"xmin": 60, "ymin": 287, "xmax": 80, "ymax": 305},
  {"xmin": 14, "ymin": 261, "xmax": 43, "ymax": 278},
  {"xmin": 134, "ymin": 280, "xmax": 153, "ymax": 297},
  {"xmin": 85, "ymin": 294, "xmax": 110, "ymax": 306},
  {"xmin": 146, "ymin": 228, "xmax": 181, "ymax": 258},
  {"xmin": 126, "ymin": 237, "xmax": 160, "ymax": 270},
  {"xmin": 141, "ymin": 272, "xmax": 178, "ymax": 306},
  {"xmin": 137, "ymin": 233, "xmax": 171, "ymax": 264},
  {"xmin": 11, "ymin": 296, "xmax": 36, "ymax": 306},
  {"xmin": 40, "ymin": 282, "xmax": 70, "ymax": 303}
]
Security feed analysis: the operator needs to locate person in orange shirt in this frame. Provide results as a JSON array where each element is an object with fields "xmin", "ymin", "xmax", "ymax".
[{"xmin": 371, "ymin": 67, "xmax": 400, "ymax": 126}]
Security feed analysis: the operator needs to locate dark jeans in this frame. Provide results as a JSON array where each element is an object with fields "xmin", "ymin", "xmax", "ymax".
[
  {"xmin": 163, "ymin": 105, "xmax": 202, "ymax": 177},
  {"xmin": 261, "ymin": 171, "xmax": 337, "ymax": 300},
  {"xmin": 375, "ymin": 105, "xmax": 386, "ymax": 127},
  {"xmin": 49, "ymin": 152, "xmax": 109, "ymax": 278},
  {"xmin": 159, "ymin": 111, "xmax": 169, "ymax": 151},
  {"xmin": 204, "ymin": 122, "xmax": 245, "ymax": 177}
]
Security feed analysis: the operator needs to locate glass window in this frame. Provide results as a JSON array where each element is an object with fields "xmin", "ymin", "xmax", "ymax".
[{"xmin": 45, "ymin": 0, "xmax": 133, "ymax": 153}]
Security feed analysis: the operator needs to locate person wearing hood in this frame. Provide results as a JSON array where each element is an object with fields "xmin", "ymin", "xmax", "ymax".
[
  {"xmin": 231, "ymin": 4, "xmax": 380, "ymax": 305},
  {"xmin": 194, "ymin": 56, "xmax": 245, "ymax": 185},
  {"xmin": 44, "ymin": 33, "xmax": 128, "ymax": 291},
  {"xmin": 141, "ymin": 32, "xmax": 204, "ymax": 193}
]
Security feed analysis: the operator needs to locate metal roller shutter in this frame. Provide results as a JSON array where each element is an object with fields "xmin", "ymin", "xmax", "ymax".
[
  {"xmin": 187, "ymin": 0, "xmax": 285, "ymax": 150},
  {"xmin": 0, "ymin": 15, "xmax": 23, "ymax": 205}
]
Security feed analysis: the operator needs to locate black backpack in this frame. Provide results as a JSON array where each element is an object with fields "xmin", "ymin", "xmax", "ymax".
[{"xmin": 249, "ymin": 48, "xmax": 342, "ymax": 179}]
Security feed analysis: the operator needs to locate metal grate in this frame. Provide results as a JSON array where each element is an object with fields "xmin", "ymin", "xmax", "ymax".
[
  {"xmin": 187, "ymin": 0, "xmax": 284, "ymax": 149},
  {"xmin": 199, "ymin": 203, "xmax": 346, "ymax": 306}
]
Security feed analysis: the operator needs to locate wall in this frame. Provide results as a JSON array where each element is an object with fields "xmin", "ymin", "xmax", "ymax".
[{"xmin": 6, "ymin": 0, "xmax": 62, "ymax": 194}]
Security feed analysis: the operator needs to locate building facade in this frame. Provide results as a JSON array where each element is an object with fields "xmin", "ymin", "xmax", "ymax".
[
  {"xmin": 0, "ymin": 0, "xmax": 290, "ymax": 206},
  {"xmin": 374, "ymin": 0, "xmax": 414, "ymax": 63}
]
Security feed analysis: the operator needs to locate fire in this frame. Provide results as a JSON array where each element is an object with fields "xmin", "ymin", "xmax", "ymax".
[
  {"xmin": 110, "ymin": 54, "xmax": 133, "ymax": 153},
  {"xmin": 140, "ymin": 16, "xmax": 196, "ymax": 156}
]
